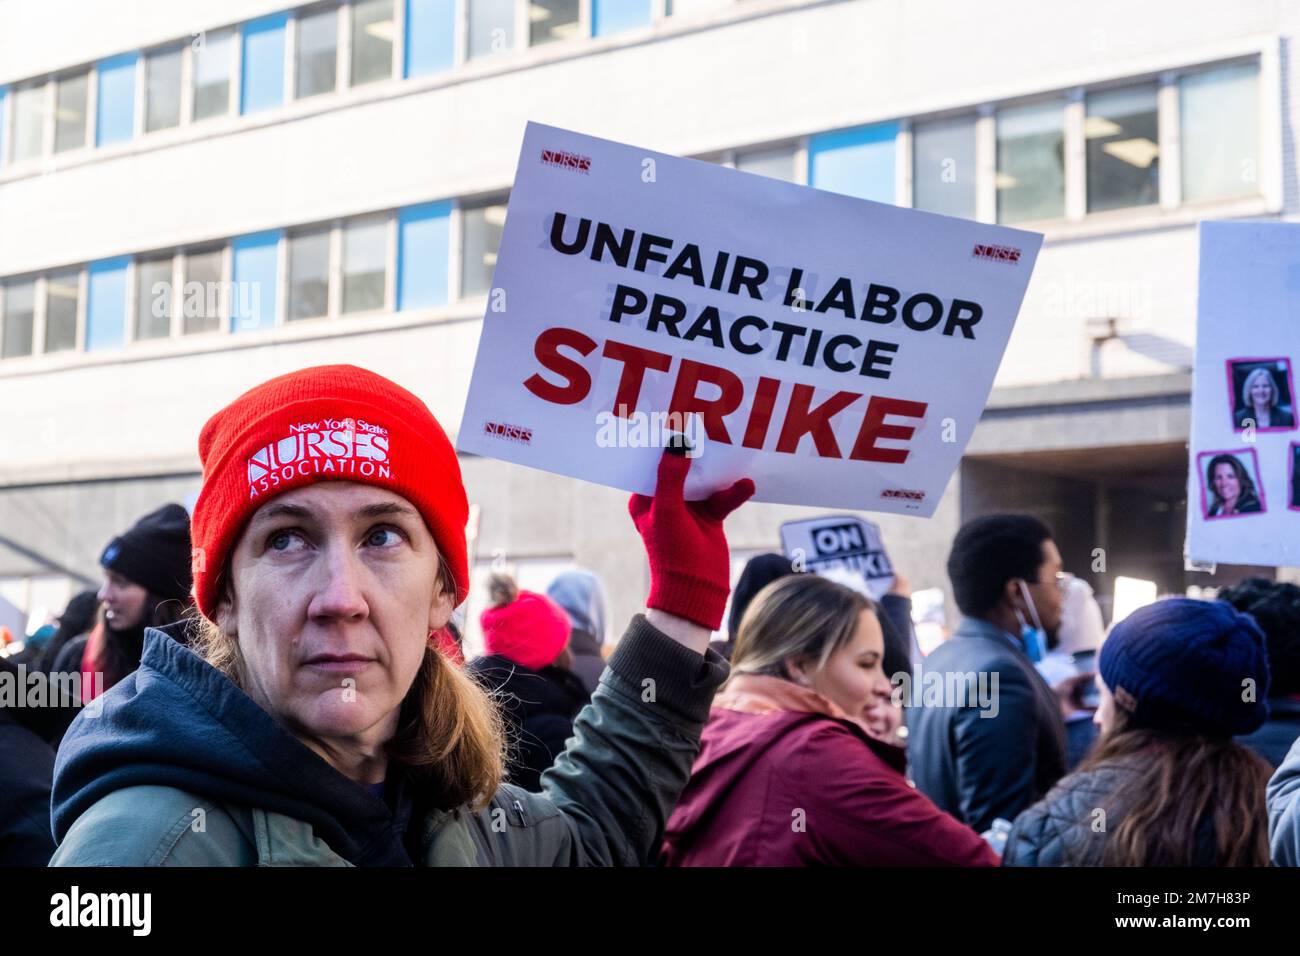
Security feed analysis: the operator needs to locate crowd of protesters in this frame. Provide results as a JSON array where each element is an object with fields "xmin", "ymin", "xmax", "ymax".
[{"xmin": 4, "ymin": 363, "xmax": 1300, "ymax": 867}]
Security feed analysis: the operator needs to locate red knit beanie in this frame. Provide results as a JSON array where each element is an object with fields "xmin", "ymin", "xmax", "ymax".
[
  {"xmin": 191, "ymin": 365, "xmax": 469, "ymax": 619},
  {"xmin": 480, "ymin": 591, "xmax": 572, "ymax": 671}
]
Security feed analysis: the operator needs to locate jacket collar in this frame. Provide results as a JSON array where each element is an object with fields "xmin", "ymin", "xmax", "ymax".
[
  {"xmin": 714, "ymin": 673, "xmax": 908, "ymax": 773},
  {"xmin": 954, "ymin": 616, "xmax": 1027, "ymax": 655}
]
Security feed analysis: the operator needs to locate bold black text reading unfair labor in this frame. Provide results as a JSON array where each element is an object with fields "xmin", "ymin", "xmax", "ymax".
[{"xmin": 518, "ymin": 212, "xmax": 991, "ymax": 463}]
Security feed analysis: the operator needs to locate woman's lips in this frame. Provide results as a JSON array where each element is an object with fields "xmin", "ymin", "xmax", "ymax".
[{"xmin": 302, "ymin": 655, "xmax": 376, "ymax": 675}]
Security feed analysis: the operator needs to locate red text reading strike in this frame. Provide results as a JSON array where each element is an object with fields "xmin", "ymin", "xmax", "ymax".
[{"xmin": 522, "ymin": 326, "xmax": 928, "ymax": 463}]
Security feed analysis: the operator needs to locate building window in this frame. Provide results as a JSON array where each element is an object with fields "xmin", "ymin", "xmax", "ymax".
[
  {"xmin": 461, "ymin": 200, "xmax": 507, "ymax": 297},
  {"xmin": 11, "ymin": 82, "xmax": 46, "ymax": 162},
  {"xmin": 469, "ymin": 0, "xmax": 515, "ymax": 59},
  {"xmin": 592, "ymin": 0, "xmax": 652, "ymax": 37},
  {"xmin": 398, "ymin": 202, "xmax": 451, "ymax": 310},
  {"xmin": 912, "ymin": 115, "xmax": 977, "ymax": 219},
  {"xmin": 96, "ymin": 54, "xmax": 138, "ymax": 146},
  {"xmin": 735, "ymin": 146, "xmax": 797, "ymax": 183},
  {"xmin": 45, "ymin": 269, "xmax": 80, "ymax": 353},
  {"xmin": 808, "ymin": 124, "xmax": 898, "ymax": 203},
  {"xmin": 404, "ymin": 0, "xmax": 455, "ymax": 77},
  {"xmin": 996, "ymin": 100, "xmax": 1064, "ymax": 224},
  {"xmin": 182, "ymin": 247, "xmax": 225, "ymax": 334},
  {"xmin": 193, "ymin": 28, "xmax": 234, "ymax": 120},
  {"xmin": 0, "ymin": 87, "xmax": 7, "ymax": 167},
  {"xmin": 666, "ymin": 0, "xmax": 730, "ymax": 15},
  {"xmin": 531, "ymin": 0, "xmax": 581, "ymax": 46},
  {"xmin": 1, "ymin": 280, "xmax": 35, "ymax": 359},
  {"xmin": 351, "ymin": 0, "xmax": 395, "ymax": 86},
  {"xmin": 1181, "ymin": 62, "xmax": 1259, "ymax": 203},
  {"xmin": 54, "ymin": 72, "xmax": 89, "ymax": 153},
  {"xmin": 1085, "ymin": 85, "xmax": 1159, "ymax": 213},
  {"xmin": 231, "ymin": 232, "xmax": 281, "ymax": 332},
  {"xmin": 87, "ymin": 258, "xmax": 129, "ymax": 350},
  {"xmin": 135, "ymin": 255, "xmax": 174, "ymax": 341},
  {"xmin": 342, "ymin": 217, "xmax": 389, "ymax": 313},
  {"xmin": 288, "ymin": 228, "xmax": 331, "ymax": 320},
  {"xmin": 241, "ymin": 14, "xmax": 288, "ymax": 114},
  {"xmin": 296, "ymin": 6, "xmax": 339, "ymax": 98},
  {"xmin": 144, "ymin": 46, "xmax": 184, "ymax": 133}
]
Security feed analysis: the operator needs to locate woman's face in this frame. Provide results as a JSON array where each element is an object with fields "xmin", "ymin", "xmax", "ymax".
[
  {"xmin": 1212, "ymin": 462, "xmax": 1241, "ymax": 502},
  {"xmin": 98, "ymin": 570, "xmax": 149, "ymax": 631},
  {"xmin": 220, "ymin": 481, "xmax": 453, "ymax": 747},
  {"xmin": 1250, "ymin": 374, "xmax": 1275, "ymax": 408},
  {"xmin": 799, "ymin": 608, "xmax": 892, "ymax": 722}
]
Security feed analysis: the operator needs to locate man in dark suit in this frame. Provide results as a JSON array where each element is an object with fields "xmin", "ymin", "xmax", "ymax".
[{"xmin": 907, "ymin": 514, "xmax": 1070, "ymax": 835}]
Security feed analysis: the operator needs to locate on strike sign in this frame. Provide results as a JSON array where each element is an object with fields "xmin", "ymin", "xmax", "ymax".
[
  {"xmin": 780, "ymin": 516, "xmax": 895, "ymax": 600},
  {"xmin": 458, "ymin": 122, "xmax": 1042, "ymax": 515}
]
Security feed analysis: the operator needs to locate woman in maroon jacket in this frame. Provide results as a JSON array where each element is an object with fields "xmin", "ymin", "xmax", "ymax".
[{"xmin": 662, "ymin": 575, "xmax": 998, "ymax": 866}]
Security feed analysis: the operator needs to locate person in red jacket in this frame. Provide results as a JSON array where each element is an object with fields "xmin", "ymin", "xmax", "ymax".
[{"xmin": 662, "ymin": 574, "xmax": 998, "ymax": 867}]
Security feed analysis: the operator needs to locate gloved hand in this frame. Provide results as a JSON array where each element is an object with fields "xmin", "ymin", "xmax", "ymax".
[{"xmin": 629, "ymin": 444, "xmax": 755, "ymax": 631}]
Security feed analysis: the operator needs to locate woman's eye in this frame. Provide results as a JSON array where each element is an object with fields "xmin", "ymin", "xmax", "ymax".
[
  {"xmin": 365, "ymin": 527, "xmax": 403, "ymax": 548},
  {"xmin": 268, "ymin": 530, "xmax": 305, "ymax": 552}
]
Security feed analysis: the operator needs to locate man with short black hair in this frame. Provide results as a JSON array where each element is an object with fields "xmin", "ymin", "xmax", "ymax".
[{"xmin": 908, "ymin": 514, "xmax": 1070, "ymax": 835}]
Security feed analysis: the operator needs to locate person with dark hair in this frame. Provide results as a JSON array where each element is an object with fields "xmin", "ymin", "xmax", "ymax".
[
  {"xmin": 1005, "ymin": 599, "xmax": 1273, "ymax": 866},
  {"xmin": 1205, "ymin": 454, "xmax": 1262, "ymax": 517},
  {"xmin": 51, "ymin": 504, "xmax": 195, "ymax": 699},
  {"xmin": 36, "ymin": 590, "xmax": 100, "ymax": 675},
  {"xmin": 711, "ymin": 553, "xmax": 799, "ymax": 661},
  {"xmin": 1219, "ymin": 578, "xmax": 1300, "ymax": 767},
  {"xmin": 468, "ymin": 574, "xmax": 590, "ymax": 791},
  {"xmin": 907, "ymin": 514, "xmax": 1070, "ymax": 835}
]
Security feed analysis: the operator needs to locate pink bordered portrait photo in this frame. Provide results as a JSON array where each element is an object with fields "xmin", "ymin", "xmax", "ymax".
[
  {"xmin": 1197, "ymin": 448, "xmax": 1266, "ymax": 520},
  {"xmin": 1226, "ymin": 357, "xmax": 1297, "ymax": 432}
]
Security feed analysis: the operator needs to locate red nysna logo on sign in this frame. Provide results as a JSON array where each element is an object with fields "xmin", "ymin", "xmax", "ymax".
[
  {"xmin": 246, "ymin": 417, "xmax": 392, "ymax": 499},
  {"xmin": 484, "ymin": 421, "xmax": 533, "ymax": 445},
  {"xmin": 881, "ymin": 488, "xmax": 926, "ymax": 501},
  {"xmin": 540, "ymin": 148, "xmax": 592, "ymax": 174},
  {"xmin": 972, "ymin": 243, "xmax": 1021, "ymax": 264}
]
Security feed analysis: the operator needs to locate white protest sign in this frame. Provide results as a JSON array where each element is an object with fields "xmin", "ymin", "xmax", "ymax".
[
  {"xmin": 458, "ymin": 122, "xmax": 1042, "ymax": 516},
  {"xmin": 1187, "ymin": 221, "xmax": 1300, "ymax": 566},
  {"xmin": 780, "ymin": 515, "xmax": 895, "ymax": 600}
]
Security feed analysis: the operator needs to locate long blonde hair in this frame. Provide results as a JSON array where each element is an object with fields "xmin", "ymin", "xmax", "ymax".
[
  {"xmin": 731, "ymin": 575, "xmax": 871, "ymax": 679},
  {"xmin": 191, "ymin": 559, "xmax": 505, "ymax": 811}
]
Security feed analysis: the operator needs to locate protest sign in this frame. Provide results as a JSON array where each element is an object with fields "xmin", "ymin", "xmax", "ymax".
[
  {"xmin": 780, "ymin": 515, "xmax": 895, "ymax": 599},
  {"xmin": 458, "ymin": 122, "xmax": 1042, "ymax": 516},
  {"xmin": 1187, "ymin": 221, "xmax": 1300, "ymax": 566}
]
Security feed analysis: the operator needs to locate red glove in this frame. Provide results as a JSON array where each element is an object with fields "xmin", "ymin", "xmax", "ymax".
[{"xmin": 629, "ymin": 447, "xmax": 756, "ymax": 630}]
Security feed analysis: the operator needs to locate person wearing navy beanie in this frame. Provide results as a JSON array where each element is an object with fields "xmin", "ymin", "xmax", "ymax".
[{"xmin": 1004, "ymin": 598, "xmax": 1274, "ymax": 866}]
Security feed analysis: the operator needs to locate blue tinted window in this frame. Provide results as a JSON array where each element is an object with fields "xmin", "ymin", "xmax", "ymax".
[
  {"xmin": 809, "ymin": 123, "xmax": 899, "ymax": 203},
  {"xmin": 405, "ymin": 0, "xmax": 456, "ymax": 77},
  {"xmin": 241, "ymin": 14, "xmax": 288, "ymax": 114},
  {"xmin": 87, "ymin": 258, "xmax": 130, "ymax": 350},
  {"xmin": 232, "ymin": 231, "xmax": 281, "ymax": 332},
  {"xmin": 96, "ymin": 54, "xmax": 138, "ymax": 146},
  {"xmin": 398, "ymin": 202, "xmax": 451, "ymax": 309},
  {"xmin": 592, "ymin": 0, "xmax": 652, "ymax": 37}
]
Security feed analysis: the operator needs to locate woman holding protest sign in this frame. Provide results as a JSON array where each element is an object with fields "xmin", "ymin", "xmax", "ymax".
[
  {"xmin": 50, "ymin": 365, "xmax": 751, "ymax": 866},
  {"xmin": 661, "ymin": 574, "xmax": 998, "ymax": 866}
]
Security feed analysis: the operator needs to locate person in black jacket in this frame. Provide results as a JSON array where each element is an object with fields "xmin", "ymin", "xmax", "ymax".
[
  {"xmin": 907, "ymin": 514, "xmax": 1070, "ymax": 835},
  {"xmin": 1004, "ymin": 598, "xmax": 1273, "ymax": 866},
  {"xmin": 468, "ymin": 574, "xmax": 590, "ymax": 791},
  {"xmin": 1219, "ymin": 578, "xmax": 1300, "ymax": 767},
  {"xmin": 0, "ymin": 658, "xmax": 58, "ymax": 865}
]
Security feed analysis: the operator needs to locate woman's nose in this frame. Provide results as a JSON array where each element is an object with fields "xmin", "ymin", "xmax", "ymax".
[{"xmin": 308, "ymin": 550, "xmax": 370, "ymax": 622}]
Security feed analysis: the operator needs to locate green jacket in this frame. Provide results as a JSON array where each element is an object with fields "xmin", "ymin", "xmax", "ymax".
[{"xmin": 50, "ymin": 616, "xmax": 727, "ymax": 866}]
